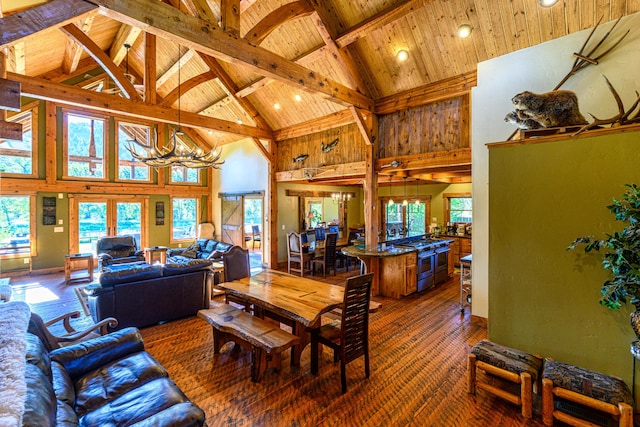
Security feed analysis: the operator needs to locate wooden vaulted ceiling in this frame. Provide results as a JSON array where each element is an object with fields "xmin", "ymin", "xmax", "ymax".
[{"xmin": 2, "ymin": 0, "xmax": 640, "ymax": 185}]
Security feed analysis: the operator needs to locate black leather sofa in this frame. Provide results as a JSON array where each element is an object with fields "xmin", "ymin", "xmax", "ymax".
[
  {"xmin": 87, "ymin": 259, "xmax": 212, "ymax": 330},
  {"xmin": 167, "ymin": 238, "xmax": 233, "ymax": 262},
  {"xmin": 96, "ymin": 235, "xmax": 145, "ymax": 270},
  {"xmin": 23, "ymin": 323, "xmax": 206, "ymax": 426}
]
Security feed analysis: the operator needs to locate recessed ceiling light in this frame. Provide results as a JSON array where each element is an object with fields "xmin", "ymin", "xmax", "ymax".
[
  {"xmin": 396, "ymin": 50, "xmax": 409, "ymax": 62},
  {"xmin": 539, "ymin": 0, "xmax": 559, "ymax": 6},
  {"xmin": 294, "ymin": 94, "xmax": 302, "ymax": 102},
  {"xmin": 207, "ymin": 130, "xmax": 213, "ymax": 134},
  {"xmin": 457, "ymin": 24, "xmax": 473, "ymax": 38},
  {"xmin": 236, "ymin": 118, "xmax": 243, "ymax": 124},
  {"xmin": 273, "ymin": 103, "xmax": 281, "ymax": 110}
]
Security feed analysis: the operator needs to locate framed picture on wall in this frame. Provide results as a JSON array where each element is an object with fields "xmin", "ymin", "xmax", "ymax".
[
  {"xmin": 43, "ymin": 197, "xmax": 56, "ymax": 225},
  {"xmin": 156, "ymin": 201, "xmax": 164, "ymax": 226}
]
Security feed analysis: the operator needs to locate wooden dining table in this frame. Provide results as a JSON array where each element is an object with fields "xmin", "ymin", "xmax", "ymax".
[{"xmin": 217, "ymin": 269, "xmax": 344, "ymax": 366}]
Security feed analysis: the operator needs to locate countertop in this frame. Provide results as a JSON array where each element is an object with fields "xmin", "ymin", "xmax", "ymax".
[{"xmin": 341, "ymin": 245, "xmax": 416, "ymax": 258}]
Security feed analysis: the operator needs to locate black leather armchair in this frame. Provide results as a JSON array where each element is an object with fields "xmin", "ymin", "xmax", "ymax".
[{"xmin": 96, "ymin": 235, "xmax": 145, "ymax": 270}]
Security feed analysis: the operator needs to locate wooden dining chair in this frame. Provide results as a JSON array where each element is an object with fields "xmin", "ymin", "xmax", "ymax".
[
  {"xmin": 251, "ymin": 225, "xmax": 261, "ymax": 249},
  {"xmin": 223, "ymin": 245, "xmax": 252, "ymax": 311},
  {"xmin": 310, "ymin": 272, "xmax": 374, "ymax": 393},
  {"xmin": 311, "ymin": 232, "xmax": 338, "ymax": 278},
  {"xmin": 28, "ymin": 311, "xmax": 118, "ymax": 352},
  {"xmin": 287, "ymin": 232, "xmax": 313, "ymax": 277}
]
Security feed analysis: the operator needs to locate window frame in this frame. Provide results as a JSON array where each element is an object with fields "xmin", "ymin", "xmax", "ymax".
[
  {"xmin": 115, "ymin": 119, "xmax": 153, "ymax": 183},
  {"xmin": 380, "ymin": 195, "xmax": 431, "ymax": 235},
  {"xmin": 168, "ymin": 132, "xmax": 202, "ymax": 185},
  {"xmin": 0, "ymin": 193, "xmax": 37, "ymax": 259},
  {"xmin": 0, "ymin": 102, "xmax": 39, "ymax": 178},
  {"xmin": 444, "ymin": 193, "xmax": 472, "ymax": 224},
  {"xmin": 62, "ymin": 109, "xmax": 109, "ymax": 181},
  {"xmin": 170, "ymin": 197, "xmax": 199, "ymax": 243}
]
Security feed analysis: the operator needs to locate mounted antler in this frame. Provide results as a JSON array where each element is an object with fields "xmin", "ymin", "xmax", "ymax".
[{"xmin": 574, "ymin": 75, "xmax": 640, "ymax": 135}]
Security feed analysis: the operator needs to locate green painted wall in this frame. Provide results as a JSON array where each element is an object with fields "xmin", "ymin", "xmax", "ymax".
[{"xmin": 489, "ymin": 130, "xmax": 640, "ymax": 399}]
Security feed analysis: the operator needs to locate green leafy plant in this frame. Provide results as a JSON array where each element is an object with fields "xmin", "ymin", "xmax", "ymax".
[{"xmin": 568, "ymin": 184, "xmax": 640, "ymax": 310}]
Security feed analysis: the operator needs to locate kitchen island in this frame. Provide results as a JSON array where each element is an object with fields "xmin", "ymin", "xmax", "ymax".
[{"xmin": 342, "ymin": 235, "xmax": 453, "ymax": 299}]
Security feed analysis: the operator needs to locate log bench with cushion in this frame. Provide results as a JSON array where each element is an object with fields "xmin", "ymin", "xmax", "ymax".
[
  {"xmin": 468, "ymin": 339, "xmax": 543, "ymax": 418},
  {"xmin": 198, "ymin": 304, "xmax": 299, "ymax": 382},
  {"xmin": 542, "ymin": 358, "xmax": 634, "ymax": 427}
]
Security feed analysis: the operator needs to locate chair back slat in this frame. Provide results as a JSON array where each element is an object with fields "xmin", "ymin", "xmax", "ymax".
[{"xmin": 340, "ymin": 273, "xmax": 373, "ymax": 364}]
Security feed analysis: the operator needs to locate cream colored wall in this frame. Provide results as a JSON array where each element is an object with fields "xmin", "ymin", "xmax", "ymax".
[{"xmin": 472, "ymin": 11, "xmax": 640, "ymax": 319}]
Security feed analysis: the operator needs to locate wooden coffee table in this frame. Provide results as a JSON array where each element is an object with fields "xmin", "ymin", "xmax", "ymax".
[{"xmin": 65, "ymin": 253, "xmax": 94, "ymax": 284}]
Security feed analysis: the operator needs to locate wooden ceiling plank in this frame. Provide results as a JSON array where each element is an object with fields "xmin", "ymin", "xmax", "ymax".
[
  {"xmin": 239, "ymin": 0, "xmax": 257, "ymax": 14},
  {"xmin": 220, "ymin": 0, "xmax": 241, "ymax": 37},
  {"xmin": 244, "ymin": 0, "xmax": 315, "ymax": 44},
  {"xmin": 86, "ymin": 0, "xmax": 374, "ymax": 111},
  {"xmin": 60, "ymin": 23, "xmax": 141, "ymax": 100},
  {"xmin": 11, "ymin": 72, "xmax": 273, "ymax": 139},
  {"xmin": 160, "ymin": 70, "xmax": 217, "ymax": 106},
  {"xmin": 62, "ymin": 16, "xmax": 96, "ymax": 74},
  {"xmin": 144, "ymin": 32, "xmax": 156, "ymax": 103},
  {"xmin": 0, "ymin": 0, "xmax": 98, "ymax": 48},
  {"xmin": 37, "ymin": 57, "xmax": 99, "ymax": 83},
  {"xmin": 109, "ymin": 24, "xmax": 143, "ymax": 66}
]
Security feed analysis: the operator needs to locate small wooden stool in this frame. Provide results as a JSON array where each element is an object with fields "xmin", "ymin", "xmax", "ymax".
[
  {"xmin": 64, "ymin": 253, "xmax": 94, "ymax": 284},
  {"xmin": 468, "ymin": 339, "xmax": 543, "ymax": 418},
  {"xmin": 542, "ymin": 358, "xmax": 633, "ymax": 427}
]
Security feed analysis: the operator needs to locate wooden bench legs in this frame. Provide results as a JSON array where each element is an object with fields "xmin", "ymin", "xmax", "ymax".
[{"xmin": 198, "ymin": 305, "xmax": 299, "ymax": 383}]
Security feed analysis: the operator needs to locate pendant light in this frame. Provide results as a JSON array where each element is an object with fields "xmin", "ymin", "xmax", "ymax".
[
  {"xmin": 402, "ymin": 177, "xmax": 408, "ymax": 206},
  {"xmin": 388, "ymin": 175, "xmax": 394, "ymax": 206}
]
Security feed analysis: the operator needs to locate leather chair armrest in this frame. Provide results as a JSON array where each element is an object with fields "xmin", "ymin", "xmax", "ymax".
[
  {"xmin": 134, "ymin": 249, "xmax": 144, "ymax": 257},
  {"xmin": 167, "ymin": 248, "xmax": 185, "ymax": 257},
  {"xmin": 50, "ymin": 327, "xmax": 145, "ymax": 380}
]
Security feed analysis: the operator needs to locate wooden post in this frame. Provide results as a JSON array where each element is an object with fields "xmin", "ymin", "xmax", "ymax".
[
  {"xmin": 364, "ymin": 115, "xmax": 379, "ymax": 251},
  {"xmin": 0, "ymin": 50, "xmax": 23, "ymax": 139},
  {"xmin": 267, "ymin": 140, "xmax": 277, "ymax": 269}
]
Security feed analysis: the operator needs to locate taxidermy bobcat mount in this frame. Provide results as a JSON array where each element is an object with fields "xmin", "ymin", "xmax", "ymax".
[{"xmin": 505, "ymin": 90, "xmax": 589, "ymax": 130}]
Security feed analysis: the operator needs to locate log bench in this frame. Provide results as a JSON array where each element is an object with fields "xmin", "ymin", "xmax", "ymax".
[{"xmin": 198, "ymin": 304, "xmax": 300, "ymax": 382}]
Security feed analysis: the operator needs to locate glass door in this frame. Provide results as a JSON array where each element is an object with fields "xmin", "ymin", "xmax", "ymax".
[{"xmin": 70, "ymin": 196, "xmax": 147, "ymax": 255}]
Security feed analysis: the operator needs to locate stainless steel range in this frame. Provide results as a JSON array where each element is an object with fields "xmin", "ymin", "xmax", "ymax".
[{"xmin": 398, "ymin": 239, "xmax": 451, "ymax": 292}]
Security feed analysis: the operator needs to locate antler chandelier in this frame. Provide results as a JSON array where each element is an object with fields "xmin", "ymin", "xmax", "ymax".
[{"xmin": 126, "ymin": 128, "xmax": 224, "ymax": 169}]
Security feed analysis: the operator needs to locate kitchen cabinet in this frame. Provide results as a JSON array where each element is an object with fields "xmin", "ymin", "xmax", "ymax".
[
  {"xmin": 445, "ymin": 235, "xmax": 472, "ymax": 267},
  {"xmin": 379, "ymin": 252, "xmax": 417, "ymax": 298}
]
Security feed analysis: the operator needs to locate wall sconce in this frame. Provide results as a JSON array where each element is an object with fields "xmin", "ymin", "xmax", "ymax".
[{"xmin": 457, "ymin": 24, "xmax": 473, "ymax": 38}]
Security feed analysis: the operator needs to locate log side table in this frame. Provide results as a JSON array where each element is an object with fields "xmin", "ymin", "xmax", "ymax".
[
  {"xmin": 144, "ymin": 246, "xmax": 168, "ymax": 264},
  {"xmin": 65, "ymin": 253, "xmax": 94, "ymax": 284}
]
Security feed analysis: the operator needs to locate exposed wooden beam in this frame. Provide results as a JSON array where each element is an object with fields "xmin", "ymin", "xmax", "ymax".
[
  {"xmin": 182, "ymin": 0, "xmax": 217, "ymax": 24},
  {"xmin": 240, "ymin": 0, "xmax": 257, "ymax": 13},
  {"xmin": 144, "ymin": 32, "xmax": 156, "ymax": 103},
  {"xmin": 62, "ymin": 16, "xmax": 95, "ymax": 74},
  {"xmin": 243, "ymin": 0, "xmax": 314, "ymax": 45},
  {"xmin": 156, "ymin": 48, "xmax": 195, "ymax": 88},
  {"xmin": 275, "ymin": 161, "xmax": 366, "ymax": 182},
  {"xmin": 10, "ymin": 72, "xmax": 274, "ymax": 139},
  {"xmin": 0, "ymin": 78, "xmax": 21, "ymax": 112},
  {"xmin": 85, "ymin": 0, "xmax": 374, "ymax": 111},
  {"xmin": 196, "ymin": 52, "xmax": 272, "ymax": 131},
  {"xmin": 6, "ymin": 43, "xmax": 26, "ymax": 74},
  {"xmin": 334, "ymin": 0, "xmax": 423, "ymax": 48},
  {"xmin": 220, "ymin": 0, "xmax": 240, "ymax": 37},
  {"xmin": 60, "ymin": 23, "xmax": 141, "ymax": 100},
  {"xmin": 37, "ymin": 57, "xmax": 99, "ymax": 83},
  {"xmin": 376, "ymin": 149, "xmax": 472, "ymax": 171},
  {"xmin": 160, "ymin": 70, "xmax": 217, "ymax": 107},
  {"xmin": 274, "ymin": 109, "xmax": 353, "ymax": 141},
  {"xmin": 252, "ymin": 137, "xmax": 273, "ymax": 162},
  {"xmin": 198, "ymin": 94, "xmax": 234, "ymax": 115},
  {"xmin": 375, "ymin": 71, "xmax": 477, "ymax": 114},
  {"xmin": 109, "ymin": 24, "xmax": 143, "ymax": 65},
  {"xmin": 0, "ymin": 0, "xmax": 98, "ymax": 48},
  {"xmin": 350, "ymin": 106, "xmax": 373, "ymax": 145}
]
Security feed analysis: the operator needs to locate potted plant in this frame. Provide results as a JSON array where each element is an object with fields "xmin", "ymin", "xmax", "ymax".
[{"xmin": 568, "ymin": 184, "xmax": 640, "ymax": 335}]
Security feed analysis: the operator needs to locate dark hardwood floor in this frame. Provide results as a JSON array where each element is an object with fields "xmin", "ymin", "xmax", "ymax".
[{"xmin": 6, "ymin": 256, "xmax": 548, "ymax": 426}]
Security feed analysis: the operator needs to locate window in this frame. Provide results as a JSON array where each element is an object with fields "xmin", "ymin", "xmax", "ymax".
[
  {"xmin": 384, "ymin": 201, "xmax": 427, "ymax": 234},
  {"xmin": 306, "ymin": 199, "xmax": 323, "ymax": 228},
  {"xmin": 407, "ymin": 202, "xmax": 426, "ymax": 234},
  {"xmin": 0, "ymin": 106, "xmax": 37, "ymax": 176},
  {"xmin": 0, "ymin": 195, "xmax": 33, "ymax": 256},
  {"xmin": 169, "ymin": 133, "xmax": 200, "ymax": 184},
  {"xmin": 172, "ymin": 198, "xmax": 198, "ymax": 241},
  {"xmin": 117, "ymin": 121, "xmax": 151, "ymax": 181},
  {"xmin": 63, "ymin": 111, "xmax": 106, "ymax": 179},
  {"xmin": 445, "ymin": 194, "xmax": 472, "ymax": 223}
]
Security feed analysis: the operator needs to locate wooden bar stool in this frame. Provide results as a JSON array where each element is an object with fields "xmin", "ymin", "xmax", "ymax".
[
  {"xmin": 468, "ymin": 339, "xmax": 543, "ymax": 418},
  {"xmin": 541, "ymin": 358, "xmax": 633, "ymax": 427}
]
